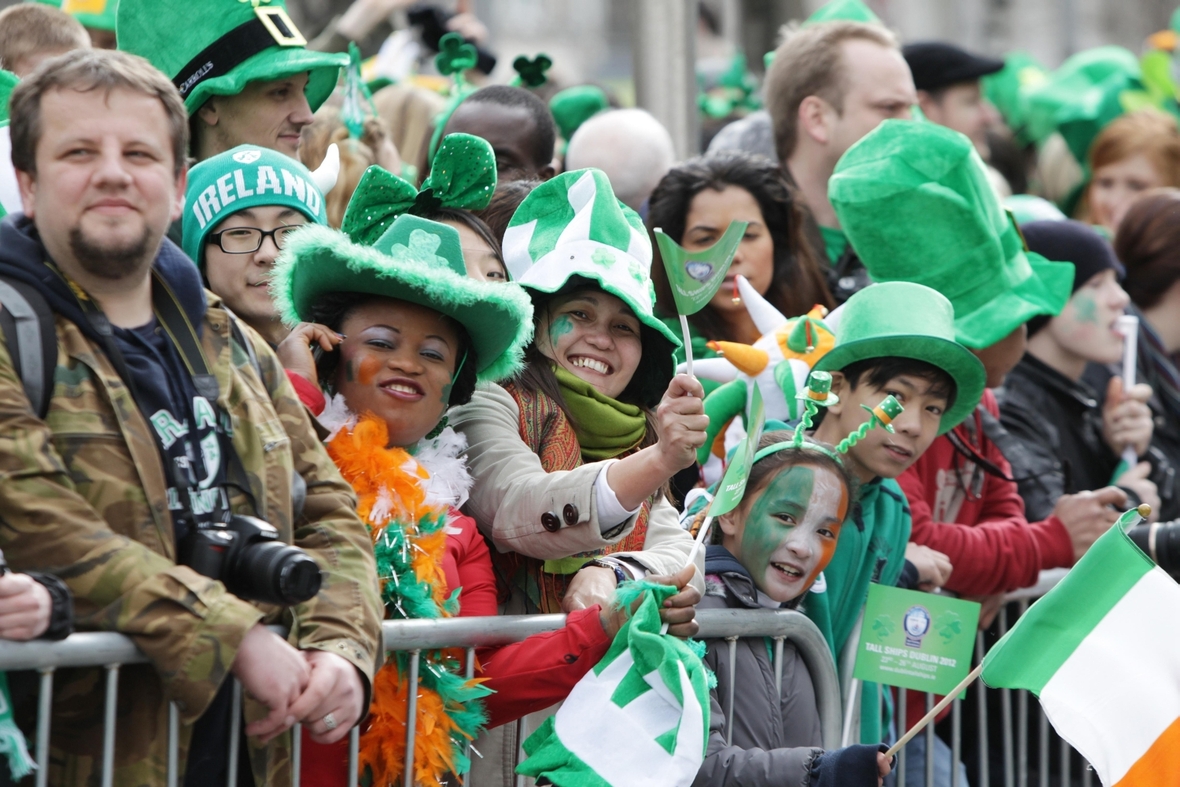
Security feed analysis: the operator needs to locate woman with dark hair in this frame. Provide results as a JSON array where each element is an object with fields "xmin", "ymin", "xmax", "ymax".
[
  {"xmin": 646, "ymin": 152, "xmax": 834, "ymax": 365},
  {"xmin": 475, "ymin": 178, "xmax": 540, "ymax": 244}
]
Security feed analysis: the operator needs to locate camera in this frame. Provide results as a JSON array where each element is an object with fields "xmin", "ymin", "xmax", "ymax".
[
  {"xmin": 180, "ymin": 514, "xmax": 322, "ymax": 605},
  {"xmin": 1128, "ymin": 521, "xmax": 1180, "ymax": 580}
]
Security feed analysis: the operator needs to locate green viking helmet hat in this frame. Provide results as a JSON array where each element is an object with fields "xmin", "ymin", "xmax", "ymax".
[
  {"xmin": 274, "ymin": 216, "xmax": 534, "ymax": 383},
  {"xmin": 117, "ymin": 0, "xmax": 347, "ymax": 115},
  {"xmin": 816, "ymin": 281, "xmax": 986, "ymax": 434},
  {"xmin": 502, "ymin": 168, "xmax": 682, "ymax": 405},
  {"xmin": 829, "ymin": 119, "xmax": 1074, "ymax": 350}
]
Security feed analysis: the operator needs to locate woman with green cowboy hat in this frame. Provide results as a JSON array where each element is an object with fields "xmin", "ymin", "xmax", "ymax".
[
  {"xmin": 273, "ymin": 214, "xmax": 675, "ymax": 787},
  {"xmin": 452, "ymin": 168, "xmax": 708, "ymax": 619}
]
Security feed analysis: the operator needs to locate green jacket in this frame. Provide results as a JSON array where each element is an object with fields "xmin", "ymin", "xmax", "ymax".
[
  {"xmin": 803, "ymin": 477, "xmax": 911, "ymax": 745},
  {"xmin": 0, "ymin": 291, "xmax": 383, "ymax": 786}
]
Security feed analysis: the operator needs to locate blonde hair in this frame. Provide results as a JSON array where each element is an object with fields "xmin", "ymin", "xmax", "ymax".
[
  {"xmin": 299, "ymin": 106, "xmax": 391, "ymax": 229},
  {"xmin": 764, "ymin": 21, "xmax": 898, "ymax": 161},
  {"xmin": 0, "ymin": 3, "xmax": 88, "ymax": 74}
]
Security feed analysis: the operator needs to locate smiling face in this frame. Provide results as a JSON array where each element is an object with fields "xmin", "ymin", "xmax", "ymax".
[
  {"xmin": 1044, "ymin": 269, "xmax": 1131, "ymax": 366},
  {"xmin": 720, "ymin": 463, "xmax": 849, "ymax": 603},
  {"xmin": 203, "ymin": 205, "xmax": 309, "ymax": 339},
  {"xmin": 681, "ymin": 185, "xmax": 774, "ymax": 315},
  {"xmin": 534, "ymin": 288, "xmax": 643, "ymax": 399},
  {"xmin": 1089, "ymin": 154, "xmax": 1163, "ymax": 235},
  {"xmin": 17, "ymin": 86, "xmax": 184, "ymax": 283},
  {"xmin": 814, "ymin": 369, "xmax": 948, "ymax": 482},
  {"xmin": 195, "ymin": 73, "xmax": 315, "ymax": 159},
  {"xmin": 333, "ymin": 298, "xmax": 463, "ymax": 448}
]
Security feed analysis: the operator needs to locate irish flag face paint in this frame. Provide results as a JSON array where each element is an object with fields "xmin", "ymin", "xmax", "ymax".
[{"xmin": 982, "ymin": 523, "xmax": 1180, "ymax": 786}]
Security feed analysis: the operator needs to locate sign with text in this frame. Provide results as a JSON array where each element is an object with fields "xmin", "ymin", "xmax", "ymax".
[{"xmin": 853, "ymin": 584, "xmax": 980, "ymax": 696}]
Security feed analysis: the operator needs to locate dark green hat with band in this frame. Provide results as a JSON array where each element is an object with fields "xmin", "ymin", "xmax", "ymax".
[{"xmin": 117, "ymin": 0, "xmax": 346, "ymax": 115}]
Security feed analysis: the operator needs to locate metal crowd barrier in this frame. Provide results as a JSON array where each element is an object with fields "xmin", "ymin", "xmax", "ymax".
[
  {"xmin": 875, "ymin": 569, "xmax": 1095, "ymax": 787},
  {"xmin": 0, "ymin": 608, "xmax": 840, "ymax": 787}
]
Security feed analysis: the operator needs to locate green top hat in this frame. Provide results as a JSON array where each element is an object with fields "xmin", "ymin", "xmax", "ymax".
[
  {"xmin": 117, "ymin": 0, "xmax": 346, "ymax": 116},
  {"xmin": 830, "ymin": 119, "xmax": 1074, "ymax": 350},
  {"xmin": 502, "ymin": 168, "xmax": 681, "ymax": 402},
  {"xmin": 274, "ymin": 215, "xmax": 533, "ymax": 383},
  {"xmin": 1023, "ymin": 46, "xmax": 1145, "ymax": 164},
  {"xmin": 981, "ymin": 52, "xmax": 1049, "ymax": 146},
  {"xmin": 816, "ymin": 282, "xmax": 986, "ymax": 433},
  {"xmin": 62, "ymin": 0, "xmax": 117, "ymax": 31},
  {"xmin": 804, "ymin": 0, "xmax": 882, "ymax": 25},
  {"xmin": 182, "ymin": 145, "xmax": 328, "ymax": 267}
]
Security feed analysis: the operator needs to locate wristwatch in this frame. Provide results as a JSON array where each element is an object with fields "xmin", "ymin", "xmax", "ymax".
[{"xmin": 586, "ymin": 558, "xmax": 628, "ymax": 586}]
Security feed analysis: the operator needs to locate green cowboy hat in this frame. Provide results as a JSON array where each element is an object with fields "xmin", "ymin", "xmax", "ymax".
[
  {"xmin": 182, "ymin": 145, "xmax": 328, "ymax": 267},
  {"xmin": 829, "ymin": 119, "xmax": 1074, "ymax": 350},
  {"xmin": 502, "ymin": 168, "xmax": 681, "ymax": 405},
  {"xmin": 273, "ymin": 215, "xmax": 533, "ymax": 383},
  {"xmin": 117, "ymin": 0, "xmax": 346, "ymax": 115},
  {"xmin": 62, "ymin": 0, "xmax": 116, "ymax": 31},
  {"xmin": 816, "ymin": 282, "xmax": 986, "ymax": 433}
]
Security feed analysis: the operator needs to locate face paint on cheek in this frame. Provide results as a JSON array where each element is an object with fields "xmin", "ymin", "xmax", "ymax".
[
  {"xmin": 441, "ymin": 374, "xmax": 453, "ymax": 405},
  {"xmin": 343, "ymin": 357, "xmax": 356, "ymax": 383},
  {"xmin": 739, "ymin": 466, "xmax": 816, "ymax": 583},
  {"xmin": 357, "ymin": 355, "xmax": 382, "ymax": 386},
  {"xmin": 1072, "ymin": 292, "xmax": 1099, "ymax": 325},
  {"xmin": 802, "ymin": 473, "xmax": 849, "ymax": 588},
  {"xmin": 548, "ymin": 314, "xmax": 574, "ymax": 343}
]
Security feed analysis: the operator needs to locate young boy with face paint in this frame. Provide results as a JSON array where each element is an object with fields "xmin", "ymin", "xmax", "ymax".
[
  {"xmin": 997, "ymin": 220, "xmax": 1163, "ymax": 522},
  {"xmin": 696, "ymin": 431, "xmax": 893, "ymax": 787}
]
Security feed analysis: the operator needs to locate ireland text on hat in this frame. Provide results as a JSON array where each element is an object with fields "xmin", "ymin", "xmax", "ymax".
[{"xmin": 191, "ymin": 166, "xmax": 323, "ymax": 230}]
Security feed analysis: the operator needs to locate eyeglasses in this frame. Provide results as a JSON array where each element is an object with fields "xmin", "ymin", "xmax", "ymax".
[{"xmin": 207, "ymin": 225, "xmax": 305, "ymax": 254}]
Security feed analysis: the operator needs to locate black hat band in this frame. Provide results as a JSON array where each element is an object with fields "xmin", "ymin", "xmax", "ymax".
[{"xmin": 173, "ymin": 6, "xmax": 307, "ymax": 99}]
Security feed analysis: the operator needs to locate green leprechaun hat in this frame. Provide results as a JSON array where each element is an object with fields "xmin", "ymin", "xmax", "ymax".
[
  {"xmin": 182, "ymin": 145, "xmax": 329, "ymax": 267},
  {"xmin": 550, "ymin": 85, "xmax": 610, "ymax": 143},
  {"xmin": 117, "ymin": 0, "xmax": 346, "ymax": 115},
  {"xmin": 503, "ymin": 168, "xmax": 681, "ymax": 404},
  {"xmin": 274, "ymin": 215, "xmax": 533, "ymax": 383},
  {"xmin": 981, "ymin": 52, "xmax": 1050, "ymax": 146},
  {"xmin": 829, "ymin": 119, "xmax": 1074, "ymax": 350},
  {"xmin": 62, "ymin": 0, "xmax": 117, "ymax": 32},
  {"xmin": 815, "ymin": 282, "xmax": 986, "ymax": 433},
  {"xmin": 804, "ymin": 0, "xmax": 882, "ymax": 25}
]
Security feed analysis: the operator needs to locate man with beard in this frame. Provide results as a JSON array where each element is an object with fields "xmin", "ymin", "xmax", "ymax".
[
  {"xmin": 116, "ymin": 0, "xmax": 345, "ymax": 162},
  {"xmin": 0, "ymin": 48, "xmax": 382, "ymax": 787}
]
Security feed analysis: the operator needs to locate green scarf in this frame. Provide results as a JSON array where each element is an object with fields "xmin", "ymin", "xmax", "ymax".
[{"xmin": 554, "ymin": 367, "xmax": 647, "ymax": 460}]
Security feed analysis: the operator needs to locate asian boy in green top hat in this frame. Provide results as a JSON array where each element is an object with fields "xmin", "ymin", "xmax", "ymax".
[
  {"xmin": 829, "ymin": 118, "xmax": 1122, "ymax": 778},
  {"xmin": 802, "ymin": 281, "xmax": 985, "ymax": 748},
  {"xmin": 117, "ymin": 0, "xmax": 346, "ymax": 161}
]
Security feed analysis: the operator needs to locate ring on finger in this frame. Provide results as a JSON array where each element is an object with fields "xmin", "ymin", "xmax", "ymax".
[{"xmin": 323, "ymin": 712, "xmax": 338, "ymax": 731}]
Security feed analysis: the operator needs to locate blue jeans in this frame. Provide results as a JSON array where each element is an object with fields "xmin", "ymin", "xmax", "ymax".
[{"xmin": 892, "ymin": 731, "xmax": 970, "ymax": 787}]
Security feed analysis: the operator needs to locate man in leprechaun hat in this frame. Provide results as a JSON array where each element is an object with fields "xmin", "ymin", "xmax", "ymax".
[
  {"xmin": 830, "ymin": 118, "xmax": 1129, "ymax": 783},
  {"xmin": 183, "ymin": 145, "xmax": 328, "ymax": 349},
  {"xmin": 117, "ymin": 0, "xmax": 346, "ymax": 161}
]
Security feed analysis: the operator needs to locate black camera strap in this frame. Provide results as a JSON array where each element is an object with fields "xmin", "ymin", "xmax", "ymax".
[{"xmin": 61, "ymin": 268, "xmax": 259, "ymax": 524}]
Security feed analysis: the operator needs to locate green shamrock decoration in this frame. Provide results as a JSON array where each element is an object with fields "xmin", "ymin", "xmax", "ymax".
[
  {"xmin": 513, "ymin": 54, "xmax": 553, "ymax": 88},
  {"xmin": 591, "ymin": 247, "xmax": 617, "ymax": 268},
  {"xmin": 872, "ymin": 615, "xmax": 895, "ymax": 640},
  {"xmin": 935, "ymin": 612, "xmax": 962, "ymax": 643},
  {"xmin": 435, "ymin": 32, "xmax": 478, "ymax": 77}
]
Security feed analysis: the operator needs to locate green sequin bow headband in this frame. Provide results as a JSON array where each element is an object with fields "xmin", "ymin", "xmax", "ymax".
[
  {"xmin": 340, "ymin": 133, "xmax": 497, "ymax": 247},
  {"xmin": 752, "ymin": 371, "xmax": 904, "ymax": 465}
]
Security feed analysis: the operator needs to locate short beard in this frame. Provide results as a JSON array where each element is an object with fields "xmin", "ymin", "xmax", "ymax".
[{"xmin": 68, "ymin": 223, "xmax": 157, "ymax": 280}]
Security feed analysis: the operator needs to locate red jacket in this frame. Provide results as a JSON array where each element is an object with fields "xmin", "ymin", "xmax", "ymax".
[
  {"xmin": 290, "ymin": 372, "xmax": 613, "ymax": 784},
  {"xmin": 898, "ymin": 391, "xmax": 1075, "ymax": 597}
]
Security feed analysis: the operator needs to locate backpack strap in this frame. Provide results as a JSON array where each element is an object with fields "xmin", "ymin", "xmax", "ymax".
[{"xmin": 0, "ymin": 277, "xmax": 55, "ymax": 418}]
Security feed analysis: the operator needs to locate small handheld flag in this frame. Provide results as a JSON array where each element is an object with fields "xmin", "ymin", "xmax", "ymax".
[{"xmin": 654, "ymin": 221, "xmax": 748, "ymax": 376}]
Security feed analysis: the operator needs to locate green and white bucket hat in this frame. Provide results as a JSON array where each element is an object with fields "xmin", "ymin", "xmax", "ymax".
[{"xmin": 502, "ymin": 168, "xmax": 682, "ymax": 403}]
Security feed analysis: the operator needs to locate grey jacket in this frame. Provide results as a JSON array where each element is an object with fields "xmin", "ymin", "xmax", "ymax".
[{"xmin": 693, "ymin": 547, "xmax": 823, "ymax": 787}]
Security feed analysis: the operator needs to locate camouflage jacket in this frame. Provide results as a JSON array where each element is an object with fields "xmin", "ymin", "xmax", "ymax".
[{"xmin": 0, "ymin": 274, "xmax": 382, "ymax": 785}]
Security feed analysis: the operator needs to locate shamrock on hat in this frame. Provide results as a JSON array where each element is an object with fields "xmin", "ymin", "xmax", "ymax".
[
  {"xmin": 829, "ymin": 119, "xmax": 1074, "ymax": 352},
  {"xmin": 503, "ymin": 168, "xmax": 682, "ymax": 406},
  {"xmin": 117, "ymin": 0, "xmax": 346, "ymax": 115},
  {"xmin": 182, "ymin": 145, "xmax": 328, "ymax": 268}
]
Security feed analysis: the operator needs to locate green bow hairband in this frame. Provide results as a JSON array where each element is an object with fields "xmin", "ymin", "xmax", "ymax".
[
  {"xmin": 340, "ymin": 133, "xmax": 497, "ymax": 247},
  {"xmin": 751, "ymin": 371, "xmax": 905, "ymax": 464}
]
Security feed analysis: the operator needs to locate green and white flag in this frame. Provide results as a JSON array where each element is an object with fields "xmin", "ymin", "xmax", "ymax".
[
  {"xmin": 517, "ymin": 585, "xmax": 711, "ymax": 787},
  {"xmin": 654, "ymin": 222, "xmax": 747, "ymax": 316},
  {"xmin": 709, "ymin": 383, "xmax": 765, "ymax": 517},
  {"xmin": 981, "ymin": 508, "xmax": 1180, "ymax": 786}
]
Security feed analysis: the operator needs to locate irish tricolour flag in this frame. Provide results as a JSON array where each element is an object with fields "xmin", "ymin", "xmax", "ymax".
[{"xmin": 982, "ymin": 516, "xmax": 1180, "ymax": 786}]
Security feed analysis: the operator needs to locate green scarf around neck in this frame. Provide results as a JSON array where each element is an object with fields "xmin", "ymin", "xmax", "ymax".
[{"xmin": 554, "ymin": 366, "xmax": 647, "ymax": 460}]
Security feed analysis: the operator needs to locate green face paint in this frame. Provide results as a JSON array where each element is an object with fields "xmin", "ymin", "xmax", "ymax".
[
  {"xmin": 549, "ymin": 314, "xmax": 574, "ymax": 342},
  {"xmin": 344, "ymin": 357, "xmax": 356, "ymax": 382},
  {"xmin": 441, "ymin": 374, "xmax": 454, "ymax": 405},
  {"xmin": 1072, "ymin": 291, "xmax": 1099, "ymax": 325}
]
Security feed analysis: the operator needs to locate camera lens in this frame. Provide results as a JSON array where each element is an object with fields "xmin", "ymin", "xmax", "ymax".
[
  {"xmin": 1128, "ymin": 522, "xmax": 1180, "ymax": 580},
  {"xmin": 227, "ymin": 541, "xmax": 322, "ymax": 605}
]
